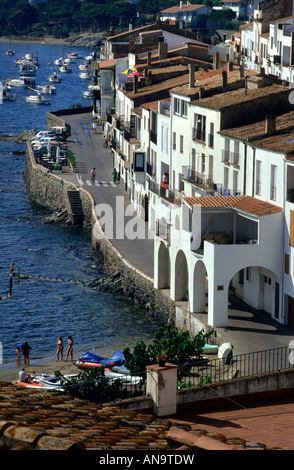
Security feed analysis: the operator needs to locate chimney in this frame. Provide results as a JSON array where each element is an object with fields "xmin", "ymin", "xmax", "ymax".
[
  {"xmin": 189, "ymin": 64, "xmax": 195, "ymax": 87},
  {"xmin": 199, "ymin": 86, "xmax": 205, "ymax": 98},
  {"xmin": 158, "ymin": 39, "xmax": 168, "ymax": 60},
  {"xmin": 133, "ymin": 75, "xmax": 138, "ymax": 93},
  {"xmin": 213, "ymin": 52, "xmax": 219, "ymax": 70},
  {"xmin": 227, "ymin": 61, "xmax": 233, "ymax": 71},
  {"xmin": 222, "ymin": 70, "xmax": 227, "ymax": 92},
  {"xmin": 180, "ymin": 1, "xmax": 183, "ymax": 9},
  {"xmin": 147, "ymin": 51, "xmax": 152, "ymax": 66},
  {"xmin": 265, "ymin": 115, "xmax": 276, "ymax": 136}
]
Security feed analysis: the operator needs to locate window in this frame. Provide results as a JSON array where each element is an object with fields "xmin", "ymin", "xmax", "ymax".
[
  {"xmin": 285, "ymin": 253, "xmax": 290, "ymax": 275},
  {"xmin": 290, "ymin": 210, "xmax": 294, "ymax": 247},
  {"xmin": 180, "ymin": 135, "xmax": 184, "ymax": 153},
  {"xmin": 193, "ymin": 113, "xmax": 206, "ymax": 142},
  {"xmin": 134, "ymin": 152, "xmax": 145, "ymax": 172},
  {"xmin": 224, "ymin": 167, "xmax": 229, "ymax": 189},
  {"xmin": 173, "ymin": 132, "xmax": 176, "ymax": 150},
  {"xmin": 256, "ymin": 160, "xmax": 261, "ymax": 195},
  {"xmin": 174, "ymin": 97, "xmax": 188, "ymax": 117},
  {"xmin": 270, "ymin": 164, "xmax": 277, "ymax": 201},
  {"xmin": 209, "ymin": 122, "xmax": 214, "ymax": 148}
]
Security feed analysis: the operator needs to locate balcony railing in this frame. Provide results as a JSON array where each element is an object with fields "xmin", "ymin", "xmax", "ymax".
[
  {"xmin": 222, "ymin": 150, "xmax": 240, "ymax": 166},
  {"xmin": 148, "ymin": 180, "xmax": 179, "ymax": 204},
  {"xmin": 183, "ymin": 167, "xmax": 214, "ymax": 190}
]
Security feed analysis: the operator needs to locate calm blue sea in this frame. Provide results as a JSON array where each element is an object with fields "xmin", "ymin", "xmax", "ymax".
[{"xmin": 0, "ymin": 42, "xmax": 159, "ymax": 369}]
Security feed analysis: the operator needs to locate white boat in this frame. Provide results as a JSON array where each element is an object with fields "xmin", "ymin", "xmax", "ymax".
[
  {"xmin": 68, "ymin": 52, "xmax": 82, "ymax": 59},
  {"xmin": 48, "ymin": 72, "xmax": 62, "ymax": 83},
  {"xmin": 25, "ymin": 91, "xmax": 51, "ymax": 105},
  {"xmin": 78, "ymin": 63, "xmax": 90, "ymax": 71},
  {"xmin": 54, "ymin": 57, "xmax": 63, "ymax": 66},
  {"xmin": 59, "ymin": 64, "xmax": 72, "ymax": 73},
  {"xmin": 1, "ymin": 85, "xmax": 16, "ymax": 101},
  {"xmin": 37, "ymin": 84, "xmax": 56, "ymax": 95},
  {"xmin": 82, "ymin": 90, "xmax": 92, "ymax": 99},
  {"xmin": 6, "ymin": 77, "xmax": 36, "ymax": 88},
  {"xmin": 79, "ymin": 71, "xmax": 91, "ymax": 79},
  {"xmin": 6, "ymin": 49, "xmax": 15, "ymax": 56},
  {"xmin": 19, "ymin": 64, "xmax": 37, "ymax": 76}
]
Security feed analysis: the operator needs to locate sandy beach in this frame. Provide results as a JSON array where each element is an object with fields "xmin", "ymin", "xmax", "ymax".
[
  {"xmin": 0, "ymin": 36, "xmax": 67, "ymax": 46},
  {"xmin": 0, "ymin": 357, "xmax": 81, "ymax": 383}
]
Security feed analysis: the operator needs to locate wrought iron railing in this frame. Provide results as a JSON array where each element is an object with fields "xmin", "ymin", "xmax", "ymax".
[{"xmin": 177, "ymin": 346, "xmax": 294, "ymax": 388}]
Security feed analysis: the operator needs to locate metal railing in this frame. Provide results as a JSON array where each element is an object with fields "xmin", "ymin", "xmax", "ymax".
[{"xmin": 177, "ymin": 346, "xmax": 294, "ymax": 388}]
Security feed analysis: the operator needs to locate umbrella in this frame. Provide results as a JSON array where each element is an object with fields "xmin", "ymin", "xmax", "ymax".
[
  {"xmin": 123, "ymin": 67, "xmax": 136, "ymax": 75},
  {"xmin": 128, "ymin": 71, "xmax": 144, "ymax": 77}
]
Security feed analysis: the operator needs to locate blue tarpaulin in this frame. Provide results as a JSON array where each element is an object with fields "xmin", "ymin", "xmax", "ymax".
[{"xmin": 81, "ymin": 350, "xmax": 124, "ymax": 367}]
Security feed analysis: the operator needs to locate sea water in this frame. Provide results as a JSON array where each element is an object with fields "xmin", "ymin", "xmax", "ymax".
[{"xmin": 0, "ymin": 42, "xmax": 160, "ymax": 368}]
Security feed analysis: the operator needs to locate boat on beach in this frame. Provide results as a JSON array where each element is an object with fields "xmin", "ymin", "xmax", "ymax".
[{"xmin": 75, "ymin": 350, "xmax": 125, "ymax": 370}]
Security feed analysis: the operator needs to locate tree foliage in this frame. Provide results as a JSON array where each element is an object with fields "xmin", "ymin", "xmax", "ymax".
[{"xmin": 123, "ymin": 325, "xmax": 214, "ymax": 373}]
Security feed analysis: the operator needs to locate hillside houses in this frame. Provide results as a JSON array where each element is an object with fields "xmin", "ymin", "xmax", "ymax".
[{"xmin": 89, "ymin": 15, "xmax": 294, "ymax": 330}]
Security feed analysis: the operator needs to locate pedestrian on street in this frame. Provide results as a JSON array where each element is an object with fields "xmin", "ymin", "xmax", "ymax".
[
  {"xmin": 21, "ymin": 340, "xmax": 31, "ymax": 366},
  {"xmin": 92, "ymin": 121, "xmax": 97, "ymax": 134},
  {"xmin": 90, "ymin": 167, "xmax": 96, "ymax": 184},
  {"xmin": 112, "ymin": 168, "xmax": 117, "ymax": 183}
]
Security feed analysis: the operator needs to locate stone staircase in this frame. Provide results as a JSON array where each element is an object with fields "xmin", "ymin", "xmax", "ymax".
[{"xmin": 67, "ymin": 190, "xmax": 84, "ymax": 226}]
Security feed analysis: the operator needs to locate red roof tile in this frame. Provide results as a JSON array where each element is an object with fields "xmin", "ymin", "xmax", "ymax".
[{"xmin": 183, "ymin": 195, "xmax": 282, "ymax": 216}]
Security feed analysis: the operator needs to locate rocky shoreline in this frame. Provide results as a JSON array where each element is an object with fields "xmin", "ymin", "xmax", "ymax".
[
  {"xmin": 0, "ymin": 31, "xmax": 109, "ymax": 48},
  {"xmin": 0, "ymin": 129, "xmax": 36, "ymax": 144}
]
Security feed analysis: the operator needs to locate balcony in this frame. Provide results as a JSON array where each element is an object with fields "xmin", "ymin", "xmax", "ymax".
[
  {"xmin": 222, "ymin": 150, "xmax": 240, "ymax": 166},
  {"xmin": 192, "ymin": 128, "xmax": 205, "ymax": 143},
  {"xmin": 148, "ymin": 180, "xmax": 181, "ymax": 205},
  {"xmin": 183, "ymin": 167, "xmax": 214, "ymax": 191}
]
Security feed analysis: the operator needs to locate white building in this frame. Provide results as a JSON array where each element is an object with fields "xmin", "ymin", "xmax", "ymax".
[
  {"xmin": 160, "ymin": 2, "xmax": 212, "ymax": 24},
  {"xmin": 153, "ymin": 73, "xmax": 293, "ymax": 328}
]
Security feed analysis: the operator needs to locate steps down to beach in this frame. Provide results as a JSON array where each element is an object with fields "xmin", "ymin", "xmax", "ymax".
[{"xmin": 67, "ymin": 190, "xmax": 84, "ymax": 226}]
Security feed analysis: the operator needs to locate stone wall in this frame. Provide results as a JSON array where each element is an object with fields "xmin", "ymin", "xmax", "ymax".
[{"xmin": 24, "ymin": 142, "xmax": 175, "ymax": 326}]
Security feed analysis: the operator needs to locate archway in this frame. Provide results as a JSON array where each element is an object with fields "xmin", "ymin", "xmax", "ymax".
[
  {"xmin": 157, "ymin": 241, "xmax": 170, "ymax": 289},
  {"xmin": 192, "ymin": 260, "xmax": 207, "ymax": 313},
  {"xmin": 174, "ymin": 250, "xmax": 188, "ymax": 301}
]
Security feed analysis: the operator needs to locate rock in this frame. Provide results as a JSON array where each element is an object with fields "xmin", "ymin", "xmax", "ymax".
[
  {"xmin": 64, "ymin": 32, "xmax": 106, "ymax": 48},
  {"xmin": 0, "ymin": 129, "xmax": 36, "ymax": 143}
]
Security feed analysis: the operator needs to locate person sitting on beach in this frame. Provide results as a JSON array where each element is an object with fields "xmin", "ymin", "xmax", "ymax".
[
  {"xmin": 56, "ymin": 336, "xmax": 63, "ymax": 361},
  {"xmin": 19, "ymin": 367, "xmax": 31, "ymax": 383}
]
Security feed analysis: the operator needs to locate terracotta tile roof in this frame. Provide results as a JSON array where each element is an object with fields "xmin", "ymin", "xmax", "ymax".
[
  {"xmin": 0, "ymin": 381, "xmax": 285, "ymax": 450},
  {"xmin": 195, "ymin": 83, "xmax": 289, "ymax": 110},
  {"xmin": 99, "ymin": 59, "xmax": 116, "ymax": 69},
  {"xmin": 219, "ymin": 111, "xmax": 294, "ymax": 156},
  {"xmin": 161, "ymin": 4, "xmax": 208, "ymax": 13},
  {"xmin": 183, "ymin": 195, "xmax": 282, "ymax": 216},
  {"xmin": 169, "ymin": 67, "xmax": 259, "ymax": 98}
]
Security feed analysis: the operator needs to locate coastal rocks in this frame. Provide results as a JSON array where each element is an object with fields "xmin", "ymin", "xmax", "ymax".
[
  {"xmin": 0, "ymin": 129, "xmax": 36, "ymax": 143},
  {"xmin": 89, "ymin": 272, "xmax": 123, "ymax": 295},
  {"xmin": 41, "ymin": 208, "xmax": 72, "ymax": 227},
  {"xmin": 64, "ymin": 32, "xmax": 106, "ymax": 48}
]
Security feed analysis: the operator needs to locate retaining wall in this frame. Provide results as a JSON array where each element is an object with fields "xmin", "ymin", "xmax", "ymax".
[{"xmin": 24, "ymin": 141, "xmax": 175, "ymax": 325}]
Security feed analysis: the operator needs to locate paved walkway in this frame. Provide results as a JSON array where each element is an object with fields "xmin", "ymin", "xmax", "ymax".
[
  {"xmin": 60, "ymin": 112, "xmax": 154, "ymax": 279},
  {"xmin": 58, "ymin": 111, "xmax": 294, "ymax": 355}
]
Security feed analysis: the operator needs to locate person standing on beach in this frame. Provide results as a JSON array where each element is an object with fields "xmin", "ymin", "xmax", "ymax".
[
  {"xmin": 65, "ymin": 336, "xmax": 74, "ymax": 362},
  {"xmin": 56, "ymin": 336, "xmax": 63, "ymax": 361},
  {"xmin": 21, "ymin": 340, "xmax": 31, "ymax": 366}
]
